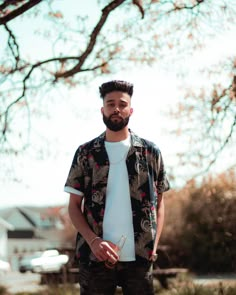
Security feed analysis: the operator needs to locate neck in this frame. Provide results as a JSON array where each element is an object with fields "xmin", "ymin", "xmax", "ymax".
[{"xmin": 105, "ymin": 127, "xmax": 129, "ymax": 142}]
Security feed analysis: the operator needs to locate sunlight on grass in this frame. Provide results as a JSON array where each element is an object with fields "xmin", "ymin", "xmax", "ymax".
[{"xmin": 1, "ymin": 278, "xmax": 236, "ymax": 295}]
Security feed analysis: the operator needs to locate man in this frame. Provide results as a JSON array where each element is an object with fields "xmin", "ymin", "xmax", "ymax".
[{"xmin": 64, "ymin": 80, "xmax": 170, "ymax": 295}]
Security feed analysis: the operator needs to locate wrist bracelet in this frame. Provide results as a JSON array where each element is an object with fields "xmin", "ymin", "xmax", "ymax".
[{"xmin": 90, "ymin": 236, "xmax": 100, "ymax": 247}]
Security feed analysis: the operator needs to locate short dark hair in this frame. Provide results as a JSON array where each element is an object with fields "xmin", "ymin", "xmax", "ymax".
[{"xmin": 99, "ymin": 80, "xmax": 133, "ymax": 99}]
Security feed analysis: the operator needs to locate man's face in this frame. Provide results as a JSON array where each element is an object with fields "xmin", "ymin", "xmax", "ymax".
[{"xmin": 101, "ymin": 91, "xmax": 133, "ymax": 132}]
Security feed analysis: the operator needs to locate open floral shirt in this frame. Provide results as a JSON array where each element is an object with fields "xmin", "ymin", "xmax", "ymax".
[{"xmin": 64, "ymin": 129, "xmax": 170, "ymax": 263}]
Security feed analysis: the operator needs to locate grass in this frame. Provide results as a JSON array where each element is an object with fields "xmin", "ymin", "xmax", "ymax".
[
  {"xmin": 155, "ymin": 275, "xmax": 236, "ymax": 295},
  {"xmin": 10, "ymin": 284, "xmax": 236, "ymax": 295},
  {"xmin": 158, "ymin": 284, "xmax": 236, "ymax": 295},
  {"xmin": 4, "ymin": 284, "xmax": 80, "ymax": 295},
  {"xmin": 1, "ymin": 277, "xmax": 236, "ymax": 295},
  {"xmin": 0, "ymin": 286, "xmax": 9, "ymax": 295}
]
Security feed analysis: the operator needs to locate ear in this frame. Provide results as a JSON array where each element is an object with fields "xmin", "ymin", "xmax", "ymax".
[
  {"xmin": 101, "ymin": 107, "xmax": 104, "ymax": 115},
  {"xmin": 130, "ymin": 108, "xmax": 134, "ymax": 116}
]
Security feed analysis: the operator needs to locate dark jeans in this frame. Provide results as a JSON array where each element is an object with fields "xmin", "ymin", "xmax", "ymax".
[{"xmin": 78, "ymin": 260, "xmax": 154, "ymax": 295}]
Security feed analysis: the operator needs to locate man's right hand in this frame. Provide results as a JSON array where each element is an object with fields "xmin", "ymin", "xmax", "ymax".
[{"xmin": 90, "ymin": 238, "xmax": 119, "ymax": 264}]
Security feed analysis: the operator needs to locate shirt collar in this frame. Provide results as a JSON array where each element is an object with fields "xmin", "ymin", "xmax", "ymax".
[{"xmin": 95, "ymin": 129, "xmax": 143, "ymax": 149}]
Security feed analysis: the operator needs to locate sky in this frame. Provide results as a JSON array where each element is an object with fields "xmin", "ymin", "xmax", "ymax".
[
  {"xmin": 1, "ymin": 69, "xmax": 181, "ymax": 208},
  {"xmin": 1, "ymin": 2, "xmax": 236, "ymax": 208}
]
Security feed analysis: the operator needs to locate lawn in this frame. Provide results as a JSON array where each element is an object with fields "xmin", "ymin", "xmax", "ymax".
[{"xmin": 1, "ymin": 276, "xmax": 236, "ymax": 295}]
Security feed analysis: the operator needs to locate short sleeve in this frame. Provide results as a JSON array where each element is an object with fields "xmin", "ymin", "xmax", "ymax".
[
  {"xmin": 155, "ymin": 147, "xmax": 170, "ymax": 194},
  {"xmin": 64, "ymin": 146, "xmax": 85, "ymax": 195}
]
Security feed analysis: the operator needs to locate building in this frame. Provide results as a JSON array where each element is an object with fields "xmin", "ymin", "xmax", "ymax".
[
  {"xmin": 0, "ymin": 217, "xmax": 14, "ymax": 261},
  {"xmin": 0, "ymin": 206, "xmax": 73, "ymax": 270}
]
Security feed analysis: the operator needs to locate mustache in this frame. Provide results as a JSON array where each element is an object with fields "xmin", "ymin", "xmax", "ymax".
[{"xmin": 110, "ymin": 113, "xmax": 122, "ymax": 118}]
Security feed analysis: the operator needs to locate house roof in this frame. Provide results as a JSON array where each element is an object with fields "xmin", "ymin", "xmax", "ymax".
[
  {"xmin": 0, "ymin": 216, "xmax": 14, "ymax": 230},
  {"xmin": 0, "ymin": 206, "xmax": 65, "ymax": 230}
]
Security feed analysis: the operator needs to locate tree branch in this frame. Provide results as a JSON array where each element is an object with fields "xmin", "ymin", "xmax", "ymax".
[
  {"xmin": 132, "ymin": 0, "xmax": 145, "ymax": 19},
  {"xmin": 1, "ymin": 56, "xmax": 78, "ymax": 136},
  {"xmin": 55, "ymin": 0, "xmax": 126, "ymax": 79},
  {"xmin": 195, "ymin": 114, "xmax": 236, "ymax": 177},
  {"xmin": 0, "ymin": 0, "xmax": 43, "ymax": 25},
  {"xmin": 4, "ymin": 24, "xmax": 20, "ymax": 68},
  {"xmin": 0, "ymin": 0, "xmax": 25, "ymax": 11}
]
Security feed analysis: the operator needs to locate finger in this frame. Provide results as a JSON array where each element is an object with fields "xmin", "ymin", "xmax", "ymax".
[
  {"xmin": 94, "ymin": 250, "xmax": 107, "ymax": 261},
  {"xmin": 96, "ymin": 248, "xmax": 108, "ymax": 260},
  {"xmin": 109, "ymin": 254, "xmax": 117, "ymax": 264},
  {"xmin": 91, "ymin": 244, "xmax": 109, "ymax": 261},
  {"xmin": 109, "ymin": 248, "xmax": 119, "ymax": 259},
  {"xmin": 103, "ymin": 243, "xmax": 119, "ymax": 259},
  {"xmin": 106, "ymin": 251, "xmax": 117, "ymax": 263},
  {"xmin": 108, "ymin": 241, "xmax": 117, "ymax": 249}
]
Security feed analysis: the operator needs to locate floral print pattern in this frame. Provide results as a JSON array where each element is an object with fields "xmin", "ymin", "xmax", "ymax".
[{"xmin": 65, "ymin": 129, "xmax": 170, "ymax": 263}]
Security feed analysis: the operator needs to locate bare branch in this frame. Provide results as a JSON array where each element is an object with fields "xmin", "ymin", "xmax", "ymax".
[
  {"xmin": 132, "ymin": 0, "xmax": 145, "ymax": 19},
  {"xmin": 55, "ymin": 0, "xmax": 126, "ymax": 79},
  {"xmin": 195, "ymin": 115, "xmax": 236, "ymax": 176},
  {"xmin": 0, "ymin": 0, "xmax": 25, "ymax": 10},
  {"xmin": 1, "ymin": 0, "xmax": 236, "ymax": 164},
  {"xmin": 0, "ymin": 0, "xmax": 43, "ymax": 25},
  {"xmin": 4, "ymin": 24, "xmax": 20, "ymax": 68},
  {"xmin": 168, "ymin": 0, "xmax": 205, "ymax": 13},
  {"xmin": 3, "ymin": 55, "xmax": 81, "ymax": 109}
]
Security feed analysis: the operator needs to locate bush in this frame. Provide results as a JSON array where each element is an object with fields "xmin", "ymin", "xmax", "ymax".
[
  {"xmin": 159, "ymin": 283, "xmax": 236, "ymax": 295},
  {"xmin": 162, "ymin": 170, "xmax": 236, "ymax": 273},
  {"xmin": 3, "ymin": 281, "xmax": 236, "ymax": 295},
  {"xmin": 11, "ymin": 282, "xmax": 236, "ymax": 295},
  {"xmin": 14, "ymin": 284, "xmax": 79, "ymax": 295},
  {"xmin": 0, "ymin": 285, "xmax": 9, "ymax": 295}
]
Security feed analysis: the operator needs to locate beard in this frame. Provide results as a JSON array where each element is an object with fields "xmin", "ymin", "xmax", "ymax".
[{"xmin": 103, "ymin": 113, "xmax": 130, "ymax": 132}]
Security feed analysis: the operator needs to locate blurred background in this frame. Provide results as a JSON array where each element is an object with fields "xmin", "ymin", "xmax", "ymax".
[{"xmin": 0, "ymin": 0, "xmax": 235, "ymax": 289}]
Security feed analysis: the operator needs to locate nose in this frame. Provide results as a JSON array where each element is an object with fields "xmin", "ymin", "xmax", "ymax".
[{"xmin": 114, "ymin": 106, "xmax": 120, "ymax": 113}]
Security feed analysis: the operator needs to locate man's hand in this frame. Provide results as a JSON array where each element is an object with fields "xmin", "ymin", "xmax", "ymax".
[{"xmin": 90, "ymin": 238, "xmax": 119, "ymax": 264}]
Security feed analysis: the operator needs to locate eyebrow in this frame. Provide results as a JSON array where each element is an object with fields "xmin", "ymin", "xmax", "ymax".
[
  {"xmin": 105, "ymin": 99, "xmax": 115, "ymax": 103},
  {"xmin": 105, "ymin": 98, "xmax": 128, "ymax": 104}
]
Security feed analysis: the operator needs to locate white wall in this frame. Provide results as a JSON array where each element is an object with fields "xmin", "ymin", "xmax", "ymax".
[{"xmin": 0, "ymin": 227, "xmax": 8, "ymax": 260}]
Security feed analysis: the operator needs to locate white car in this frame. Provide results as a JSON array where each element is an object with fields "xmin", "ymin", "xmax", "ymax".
[
  {"xmin": 31, "ymin": 249, "xmax": 69, "ymax": 273},
  {"xmin": 19, "ymin": 252, "xmax": 43, "ymax": 273}
]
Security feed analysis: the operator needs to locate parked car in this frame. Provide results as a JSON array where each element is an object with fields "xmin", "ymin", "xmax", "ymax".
[
  {"xmin": 30, "ymin": 249, "xmax": 69, "ymax": 273},
  {"xmin": 19, "ymin": 251, "xmax": 43, "ymax": 273}
]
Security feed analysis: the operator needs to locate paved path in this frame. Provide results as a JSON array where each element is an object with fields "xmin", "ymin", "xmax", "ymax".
[
  {"xmin": 193, "ymin": 274, "xmax": 236, "ymax": 286},
  {"xmin": 1, "ymin": 271, "xmax": 236, "ymax": 294}
]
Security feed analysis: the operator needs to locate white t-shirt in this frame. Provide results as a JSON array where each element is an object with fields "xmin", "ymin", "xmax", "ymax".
[{"xmin": 103, "ymin": 136, "xmax": 135, "ymax": 261}]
